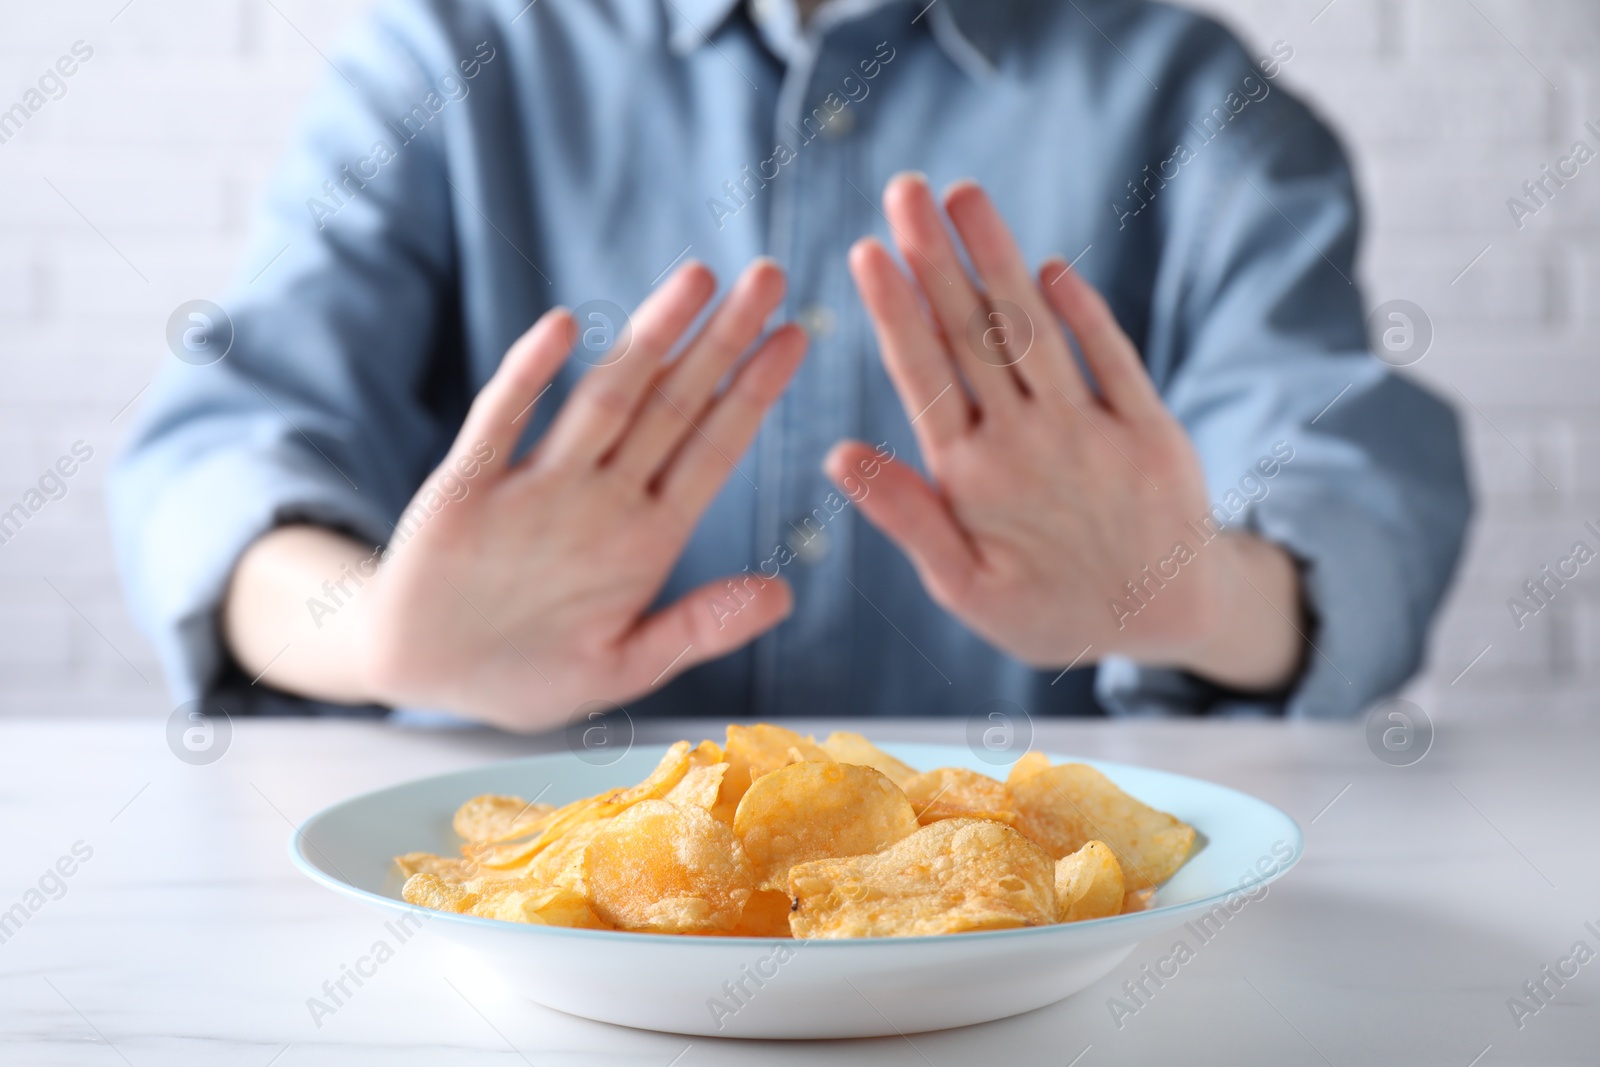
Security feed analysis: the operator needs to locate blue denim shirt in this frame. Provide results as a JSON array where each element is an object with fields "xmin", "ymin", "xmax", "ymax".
[{"xmin": 109, "ymin": 0, "xmax": 1469, "ymax": 721}]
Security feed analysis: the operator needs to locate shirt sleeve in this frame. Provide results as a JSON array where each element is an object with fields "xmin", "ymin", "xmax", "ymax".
[
  {"xmin": 109, "ymin": 5, "xmax": 467, "ymax": 704},
  {"xmin": 1095, "ymin": 38, "xmax": 1472, "ymax": 720}
]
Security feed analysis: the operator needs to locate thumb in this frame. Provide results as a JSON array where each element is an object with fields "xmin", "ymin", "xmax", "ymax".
[
  {"xmin": 623, "ymin": 573, "xmax": 794, "ymax": 691},
  {"xmin": 824, "ymin": 441, "xmax": 975, "ymax": 599}
]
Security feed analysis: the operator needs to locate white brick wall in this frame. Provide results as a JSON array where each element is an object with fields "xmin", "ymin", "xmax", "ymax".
[
  {"xmin": 0, "ymin": 0, "xmax": 1590, "ymax": 720},
  {"xmin": 0, "ymin": 0, "xmax": 349, "ymax": 717}
]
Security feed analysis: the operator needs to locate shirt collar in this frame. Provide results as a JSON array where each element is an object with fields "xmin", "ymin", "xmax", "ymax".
[
  {"xmin": 665, "ymin": 0, "xmax": 1002, "ymax": 79},
  {"xmin": 664, "ymin": 0, "xmax": 746, "ymax": 55}
]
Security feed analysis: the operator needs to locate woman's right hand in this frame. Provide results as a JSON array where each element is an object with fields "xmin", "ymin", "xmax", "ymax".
[{"xmin": 224, "ymin": 259, "xmax": 805, "ymax": 730}]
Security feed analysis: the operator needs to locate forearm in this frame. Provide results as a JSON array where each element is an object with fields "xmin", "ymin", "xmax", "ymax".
[
  {"xmin": 1162, "ymin": 532, "xmax": 1306, "ymax": 693},
  {"xmin": 222, "ymin": 525, "xmax": 382, "ymax": 704}
]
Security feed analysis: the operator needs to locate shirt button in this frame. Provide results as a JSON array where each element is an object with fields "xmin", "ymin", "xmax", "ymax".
[
  {"xmin": 788, "ymin": 523, "xmax": 831, "ymax": 565},
  {"xmin": 798, "ymin": 304, "xmax": 836, "ymax": 339},
  {"xmin": 819, "ymin": 106, "xmax": 855, "ymax": 138}
]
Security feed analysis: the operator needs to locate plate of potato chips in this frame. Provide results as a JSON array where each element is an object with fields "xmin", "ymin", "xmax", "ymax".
[{"xmin": 291, "ymin": 724, "xmax": 1301, "ymax": 1038}]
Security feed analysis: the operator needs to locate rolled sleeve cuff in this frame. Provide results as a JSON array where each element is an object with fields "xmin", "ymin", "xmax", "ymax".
[
  {"xmin": 121, "ymin": 443, "xmax": 394, "ymax": 704},
  {"xmin": 1096, "ymin": 492, "xmax": 1417, "ymax": 720}
]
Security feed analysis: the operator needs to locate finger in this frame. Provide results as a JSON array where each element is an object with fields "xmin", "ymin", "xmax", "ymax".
[
  {"xmin": 624, "ymin": 573, "xmax": 794, "ymax": 690},
  {"xmin": 823, "ymin": 441, "xmax": 976, "ymax": 599},
  {"xmin": 1039, "ymin": 257, "xmax": 1162, "ymax": 419},
  {"xmin": 657, "ymin": 322, "xmax": 806, "ymax": 518},
  {"xmin": 882, "ymin": 174, "xmax": 1022, "ymax": 412},
  {"xmin": 535, "ymin": 261, "xmax": 717, "ymax": 470},
  {"xmin": 454, "ymin": 307, "xmax": 576, "ymax": 476},
  {"xmin": 850, "ymin": 237, "xmax": 971, "ymax": 452},
  {"xmin": 941, "ymin": 180, "xmax": 1090, "ymax": 404},
  {"xmin": 610, "ymin": 258, "xmax": 787, "ymax": 483}
]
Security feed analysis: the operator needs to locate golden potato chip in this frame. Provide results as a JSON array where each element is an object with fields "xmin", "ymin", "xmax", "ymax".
[
  {"xmin": 788, "ymin": 818, "xmax": 1056, "ymax": 938},
  {"xmin": 1122, "ymin": 887, "xmax": 1156, "ymax": 914},
  {"xmin": 520, "ymin": 817, "xmax": 608, "ymax": 891},
  {"xmin": 601, "ymin": 740, "xmax": 696, "ymax": 806},
  {"xmin": 401, "ymin": 872, "xmax": 607, "ymax": 928},
  {"xmin": 818, "ymin": 730, "xmax": 918, "ymax": 787},
  {"xmin": 582, "ymin": 799, "xmax": 754, "ymax": 933},
  {"xmin": 665, "ymin": 762, "xmax": 729, "ymax": 813},
  {"xmin": 464, "ymin": 834, "xmax": 543, "ymax": 871},
  {"xmin": 402, "ymin": 870, "xmax": 504, "ymax": 915},
  {"xmin": 1006, "ymin": 751, "xmax": 1051, "ymax": 785},
  {"xmin": 688, "ymin": 739, "xmax": 723, "ymax": 767},
  {"xmin": 901, "ymin": 767, "xmax": 1016, "ymax": 826},
  {"xmin": 725, "ymin": 888, "xmax": 794, "ymax": 938},
  {"xmin": 734, "ymin": 761, "xmax": 919, "ymax": 891},
  {"xmin": 395, "ymin": 851, "xmax": 477, "ymax": 881},
  {"xmin": 784, "ymin": 745, "xmax": 816, "ymax": 766},
  {"xmin": 402, "ymin": 871, "xmax": 475, "ymax": 913},
  {"xmin": 474, "ymin": 741, "xmax": 693, "ymax": 869},
  {"xmin": 475, "ymin": 882, "xmax": 608, "ymax": 928},
  {"xmin": 1054, "ymin": 840, "xmax": 1125, "ymax": 923},
  {"xmin": 713, "ymin": 724, "xmax": 831, "ymax": 821},
  {"xmin": 1009, "ymin": 763, "xmax": 1195, "ymax": 891},
  {"xmin": 451, "ymin": 794, "xmax": 556, "ymax": 844}
]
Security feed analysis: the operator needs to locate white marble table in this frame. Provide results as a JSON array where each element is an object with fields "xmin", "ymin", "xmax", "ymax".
[{"xmin": 1, "ymin": 714, "xmax": 1595, "ymax": 1065}]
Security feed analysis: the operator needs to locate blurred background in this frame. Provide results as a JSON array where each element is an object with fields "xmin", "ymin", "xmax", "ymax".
[{"xmin": 0, "ymin": 0, "xmax": 1593, "ymax": 720}]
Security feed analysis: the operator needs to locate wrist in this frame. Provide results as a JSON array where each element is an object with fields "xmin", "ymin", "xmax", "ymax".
[
  {"xmin": 225, "ymin": 525, "xmax": 392, "ymax": 706},
  {"xmin": 1157, "ymin": 533, "xmax": 1305, "ymax": 693}
]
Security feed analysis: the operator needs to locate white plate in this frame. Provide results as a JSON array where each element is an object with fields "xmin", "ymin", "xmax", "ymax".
[{"xmin": 291, "ymin": 742, "xmax": 1301, "ymax": 1039}]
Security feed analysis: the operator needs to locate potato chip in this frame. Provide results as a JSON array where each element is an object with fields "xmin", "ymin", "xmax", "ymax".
[
  {"xmin": 1006, "ymin": 751, "xmax": 1051, "ymax": 785},
  {"xmin": 520, "ymin": 817, "xmax": 607, "ymax": 891},
  {"xmin": 601, "ymin": 740, "xmax": 696, "ymax": 806},
  {"xmin": 401, "ymin": 872, "xmax": 606, "ymax": 928},
  {"xmin": 1121, "ymin": 887, "xmax": 1156, "ymax": 914},
  {"xmin": 395, "ymin": 851, "xmax": 478, "ymax": 881},
  {"xmin": 788, "ymin": 818, "xmax": 1056, "ymax": 938},
  {"xmin": 451, "ymin": 794, "xmax": 556, "ymax": 844},
  {"xmin": 402, "ymin": 871, "xmax": 476, "ymax": 913},
  {"xmin": 734, "ymin": 761, "xmax": 919, "ymax": 891},
  {"xmin": 1009, "ymin": 763, "xmax": 1195, "ymax": 891},
  {"xmin": 725, "ymin": 888, "xmax": 793, "ymax": 938},
  {"xmin": 398, "ymin": 850, "xmax": 525, "ymax": 886},
  {"xmin": 901, "ymin": 767, "xmax": 1016, "ymax": 826},
  {"xmin": 713, "ymin": 724, "xmax": 831, "ymax": 821},
  {"xmin": 465, "ymin": 834, "xmax": 545, "ymax": 871},
  {"xmin": 665, "ymin": 762, "xmax": 729, "ymax": 813},
  {"xmin": 476, "ymin": 882, "xmax": 608, "ymax": 928},
  {"xmin": 581, "ymin": 799, "xmax": 755, "ymax": 933},
  {"xmin": 474, "ymin": 741, "xmax": 693, "ymax": 869},
  {"xmin": 1054, "ymin": 840, "xmax": 1125, "ymax": 923},
  {"xmin": 688, "ymin": 739, "xmax": 723, "ymax": 767},
  {"xmin": 818, "ymin": 730, "xmax": 918, "ymax": 788}
]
